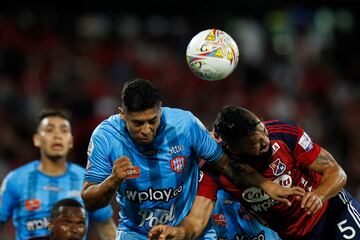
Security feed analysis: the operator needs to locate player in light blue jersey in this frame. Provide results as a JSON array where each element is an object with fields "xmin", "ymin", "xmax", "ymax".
[
  {"xmin": 212, "ymin": 190, "xmax": 281, "ymax": 240},
  {"xmin": 0, "ymin": 109, "xmax": 116, "ymax": 240},
  {"xmin": 82, "ymin": 79, "xmax": 301, "ymax": 240}
]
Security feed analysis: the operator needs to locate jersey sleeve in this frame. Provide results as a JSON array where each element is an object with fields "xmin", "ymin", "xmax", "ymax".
[
  {"xmin": 0, "ymin": 171, "xmax": 19, "ymax": 223},
  {"xmin": 88, "ymin": 204, "xmax": 114, "ymax": 222},
  {"xmin": 188, "ymin": 113, "xmax": 224, "ymax": 163},
  {"xmin": 197, "ymin": 169, "xmax": 220, "ymax": 201},
  {"xmin": 293, "ymin": 126, "xmax": 321, "ymax": 167},
  {"xmin": 84, "ymin": 127, "xmax": 113, "ymax": 184}
]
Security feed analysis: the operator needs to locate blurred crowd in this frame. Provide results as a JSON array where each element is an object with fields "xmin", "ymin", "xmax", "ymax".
[{"xmin": 0, "ymin": 4, "xmax": 359, "ymax": 206}]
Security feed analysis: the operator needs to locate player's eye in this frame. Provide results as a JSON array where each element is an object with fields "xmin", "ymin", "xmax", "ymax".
[
  {"xmin": 132, "ymin": 121, "xmax": 143, "ymax": 126},
  {"xmin": 44, "ymin": 127, "xmax": 54, "ymax": 133}
]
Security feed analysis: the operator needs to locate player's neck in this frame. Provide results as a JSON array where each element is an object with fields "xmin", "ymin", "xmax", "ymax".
[{"xmin": 39, "ymin": 157, "xmax": 68, "ymax": 176}]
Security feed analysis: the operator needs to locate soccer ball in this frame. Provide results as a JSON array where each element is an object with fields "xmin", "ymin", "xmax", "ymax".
[{"xmin": 186, "ymin": 29, "xmax": 239, "ymax": 81}]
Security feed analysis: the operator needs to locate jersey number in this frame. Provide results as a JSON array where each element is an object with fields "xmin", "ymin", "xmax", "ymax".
[{"xmin": 337, "ymin": 219, "xmax": 356, "ymax": 239}]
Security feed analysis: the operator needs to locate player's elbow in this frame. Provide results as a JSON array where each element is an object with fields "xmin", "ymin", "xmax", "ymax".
[
  {"xmin": 191, "ymin": 218, "xmax": 209, "ymax": 238},
  {"xmin": 81, "ymin": 190, "xmax": 99, "ymax": 212},
  {"xmin": 338, "ymin": 167, "xmax": 347, "ymax": 188}
]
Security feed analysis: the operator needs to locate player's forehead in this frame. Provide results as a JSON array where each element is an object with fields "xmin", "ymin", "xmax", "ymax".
[
  {"xmin": 39, "ymin": 116, "xmax": 70, "ymax": 128},
  {"xmin": 57, "ymin": 206, "xmax": 86, "ymax": 218},
  {"xmin": 126, "ymin": 107, "xmax": 160, "ymax": 121}
]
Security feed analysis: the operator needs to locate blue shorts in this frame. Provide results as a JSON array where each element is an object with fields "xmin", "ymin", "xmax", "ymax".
[{"xmin": 298, "ymin": 189, "xmax": 360, "ymax": 240}]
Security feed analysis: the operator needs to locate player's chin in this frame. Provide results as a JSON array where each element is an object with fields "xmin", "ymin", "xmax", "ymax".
[
  {"xmin": 137, "ymin": 138, "xmax": 154, "ymax": 145},
  {"xmin": 47, "ymin": 152, "xmax": 66, "ymax": 160}
]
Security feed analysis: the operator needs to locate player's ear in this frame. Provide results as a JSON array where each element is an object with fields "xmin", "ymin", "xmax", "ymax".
[
  {"xmin": 68, "ymin": 135, "xmax": 74, "ymax": 149},
  {"xmin": 118, "ymin": 107, "xmax": 125, "ymax": 120},
  {"xmin": 33, "ymin": 134, "xmax": 41, "ymax": 147}
]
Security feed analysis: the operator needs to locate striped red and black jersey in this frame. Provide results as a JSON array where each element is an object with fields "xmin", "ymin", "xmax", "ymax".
[{"xmin": 198, "ymin": 120, "xmax": 326, "ymax": 239}]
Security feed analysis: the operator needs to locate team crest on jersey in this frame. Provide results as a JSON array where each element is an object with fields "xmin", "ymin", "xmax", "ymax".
[
  {"xmin": 269, "ymin": 158, "xmax": 286, "ymax": 176},
  {"xmin": 170, "ymin": 156, "xmax": 186, "ymax": 173},
  {"xmin": 212, "ymin": 214, "xmax": 227, "ymax": 226},
  {"xmin": 272, "ymin": 142, "xmax": 280, "ymax": 155},
  {"xmin": 25, "ymin": 199, "xmax": 41, "ymax": 211}
]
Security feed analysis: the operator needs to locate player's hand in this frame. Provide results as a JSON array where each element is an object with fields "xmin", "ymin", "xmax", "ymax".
[
  {"xmin": 300, "ymin": 191, "xmax": 323, "ymax": 215},
  {"xmin": 262, "ymin": 181, "xmax": 305, "ymax": 206},
  {"xmin": 148, "ymin": 225, "xmax": 185, "ymax": 240},
  {"xmin": 111, "ymin": 156, "xmax": 135, "ymax": 185}
]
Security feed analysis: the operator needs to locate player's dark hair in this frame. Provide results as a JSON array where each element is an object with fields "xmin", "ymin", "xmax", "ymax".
[
  {"xmin": 121, "ymin": 78, "xmax": 162, "ymax": 113},
  {"xmin": 35, "ymin": 109, "xmax": 72, "ymax": 132},
  {"xmin": 214, "ymin": 105, "xmax": 259, "ymax": 144},
  {"xmin": 50, "ymin": 198, "xmax": 84, "ymax": 219}
]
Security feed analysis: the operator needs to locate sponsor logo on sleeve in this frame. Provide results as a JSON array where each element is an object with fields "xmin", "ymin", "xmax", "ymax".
[
  {"xmin": 269, "ymin": 158, "xmax": 286, "ymax": 176},
  {"xmin": 85, "ymin": 159, "xmax": 91, "ymax": 171},
  {"xmin": 25, "ymin": 199, "xmax": 41, "ymax": 211},
  {"xmin": 272, "ymin": 142, "xmax": 280, "ymax": 155},
  {"xmin": 170, "ymin": 156, "xmax": 186, "ymax": 173},
  {"xmin": 298, "ymin": 132, "xmax": 314, "ymax": 152},
  {"xmin": 126, "ymin": 166, "xmax": 140, "ymax": 179},
  {"xmin": 212, "ymin": 214, "xmax": 227, "ymax": 226},
  {"xmin": 87, "ymin": 138, "xmax": 94, "ymax": 156}
]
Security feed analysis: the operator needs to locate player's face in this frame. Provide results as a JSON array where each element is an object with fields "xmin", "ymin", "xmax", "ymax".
[
  {"xmin": 49, "ymin": 206, "xmax": 86, "ymax": 240},
  {"xmin": 120, "ymin": 105, "xmax": 162, "ymax": 145},
  {"xmin": 227, "ymin": 121, "xmax": 271, "ymax": 157},
  {"xmin": 33, "ymin": 116, "xmax": 73, "ymax": 159},
  {"xmin": 243, "ymin": 122, "xmax": 270, "ymax": 156}
]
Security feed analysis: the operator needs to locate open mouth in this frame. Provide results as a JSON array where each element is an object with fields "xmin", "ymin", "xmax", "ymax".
[
  {"xmin": 51, "ymin": 143, "xmax": 64, "ymax": 150},
  {"xmin": 260, "ymin": 144, "xmax": 270, "ymax": 154}
]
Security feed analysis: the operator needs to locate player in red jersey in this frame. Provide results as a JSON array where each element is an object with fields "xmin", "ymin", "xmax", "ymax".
[{"xmin": 148, "ymin": 105, "xmax": 360, "ymax": 240}]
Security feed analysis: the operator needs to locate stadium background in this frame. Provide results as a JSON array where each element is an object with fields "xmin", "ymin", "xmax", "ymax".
[{"xmin": 1, "ymin": 1, "xmax": 359, "ymax": 239}]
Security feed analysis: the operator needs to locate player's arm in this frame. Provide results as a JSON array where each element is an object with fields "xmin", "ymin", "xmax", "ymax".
[
  {"xmin": 212, "ymin": 154, "xmax": 305, "ymax": 206},
  {"xmin": 302, "ymin": 148, "xmax": 347, "ymax": 215},
  {"xmin": 94, "ymin": 218, "xmax": 117, "ymax": 240},
  {"xmin": 81, "ymin": 156, "xmax": 135, "ymax": 211},
  {"xmin": 148, "ymin": 196, "xmax": 215, "ymax": 240},
  {"xmin": 0, "ymin": 172, "xmax": 18, "ymax": 229}
]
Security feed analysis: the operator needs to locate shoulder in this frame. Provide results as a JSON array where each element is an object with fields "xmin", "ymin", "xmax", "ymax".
[
  {"xmin": 1, "ymin": 161, "xmax": 38, "ymax": 188},
  {"xmin": 91, "ymin": 115, "xmax": 123, "ymax": 144},
  {"xmin": 162, "ymin": 107, "xmax": 200, "ymax": 130},
  {"xmin": 66, "ymin": 163, "xmax": 86, "ymax": 181},
  {"xmin": 67, "ymin": 162, "xmax": 85, "ymax": 175},
  {"xmin": 162, "ymin": 107, "xmax": 194, "ymax": 121},
  {"xmin": 265, "ymin": 120, "xmax": 298, "ymax": 135},
  {"xmin": 264, "ymin": 120, "xmax": 299, "ymax": 151},
  {"xmin": 7, "ymin": 161, "xmax": 39, "ymax": 176}
]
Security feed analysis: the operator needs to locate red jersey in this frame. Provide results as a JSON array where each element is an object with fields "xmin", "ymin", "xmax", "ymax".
[{"xmin": 198, "ymin": 120, "xmax": 328, "ymax": 238}]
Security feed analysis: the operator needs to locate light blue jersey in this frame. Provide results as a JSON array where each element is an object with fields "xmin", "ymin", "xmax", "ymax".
[
  {"xmin": 0, "ymin": 161, "xmax": 113, "ymax": 240},
  {"xmin": 212, "ymin": 190, "xmax": 281, "ymax": 240},
  {"xmin": 85, "ymin": 107, "xmax": 223, "ymax": 238}
]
